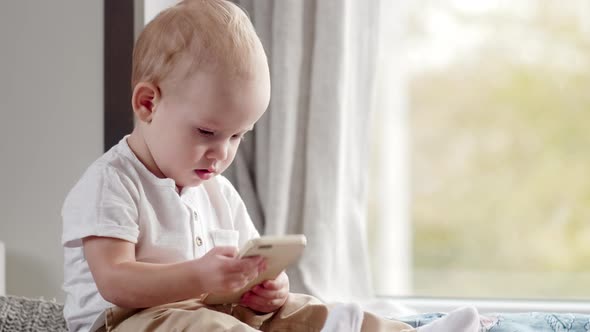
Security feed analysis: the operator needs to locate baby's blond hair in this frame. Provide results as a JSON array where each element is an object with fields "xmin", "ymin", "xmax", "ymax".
[{"xmin": 132, "ymin": 0, "xmax": 265, "ymax": 89}]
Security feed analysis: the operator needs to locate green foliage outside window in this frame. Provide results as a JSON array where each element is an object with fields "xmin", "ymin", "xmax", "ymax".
[{"xmin": 409, "ymin": 0, "xmax": 590, "ymax": 299}]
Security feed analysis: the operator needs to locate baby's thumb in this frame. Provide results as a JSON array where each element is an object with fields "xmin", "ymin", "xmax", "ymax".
[{"xmin": 210, "ymin": 246, "xmax": 239, "ymax": 258}]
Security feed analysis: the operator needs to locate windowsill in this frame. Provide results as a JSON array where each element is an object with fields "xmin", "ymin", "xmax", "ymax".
[{"xmin": 383, "ymin": 296, "xmax": 590, "ymax": 315}]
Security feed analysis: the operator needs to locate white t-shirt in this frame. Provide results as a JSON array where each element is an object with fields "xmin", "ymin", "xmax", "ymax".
[{"xmin": 61, "ymin": 136, "xmax": 259, "ymax": 332}]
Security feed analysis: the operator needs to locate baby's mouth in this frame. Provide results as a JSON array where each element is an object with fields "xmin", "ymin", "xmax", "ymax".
[{"xmin": 194, "ymin": 169, "xmax": 215, "ymax": 180}]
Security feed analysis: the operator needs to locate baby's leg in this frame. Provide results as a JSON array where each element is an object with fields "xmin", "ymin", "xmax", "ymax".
[
  {"xmin": 105, "ymin": 299, "xmax": 259, "ymax": 332},
  {"xmin": 321, "ymin": 303, "xmax": 364, "ymax": 331},
  {"xmin": 417, "ymin": 306, "xmax": 480, "ymax": 332},
  {"xmin": 256, "ymin": 293, "xmax": 329, "ymax": 331},
  {"xmin": 260, "ymin": 294, "xmax": 415, "ymax": 332},
  {"xmin": 321, "ymin": 302, "xmax": 416, "ymax": 332}
]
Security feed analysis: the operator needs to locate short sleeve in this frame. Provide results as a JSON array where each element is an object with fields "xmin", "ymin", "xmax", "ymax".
[{"xmin": 62, "ymin": 164, "xmax": 140, "ymax": 248}]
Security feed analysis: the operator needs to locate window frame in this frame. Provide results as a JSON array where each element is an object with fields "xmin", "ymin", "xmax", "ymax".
[
  {"xmin": 392, "ymin": 297, "xmax": 590, "ymax": 314},
  {"xmin": 370, "ymin": 0, "xmax": 590, "ymax": 310}
]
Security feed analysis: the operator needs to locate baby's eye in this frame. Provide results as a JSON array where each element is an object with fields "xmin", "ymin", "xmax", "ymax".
[{"xmin": 198, "ymin": 128, "xmax": 214, "ymax": 136}]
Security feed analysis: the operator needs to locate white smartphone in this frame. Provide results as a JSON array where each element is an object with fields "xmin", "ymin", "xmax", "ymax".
[{"xmin": 202, "ymin": 234, "xmax": 307, "ymax": 305}]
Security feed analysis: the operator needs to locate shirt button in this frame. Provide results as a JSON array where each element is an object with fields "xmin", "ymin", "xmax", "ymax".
[
  {"xmin": 193, "ymin": 211, "xmax": 198, "ymax": 220},
  {"xmin": 195, "ymin": 236, "xmax": 203, "ymax": 247}
]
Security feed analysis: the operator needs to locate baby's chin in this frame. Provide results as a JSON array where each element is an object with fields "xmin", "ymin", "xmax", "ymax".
[{"xmin": 177, "ymin": 179, "xmax": 203, "ymax": 189}]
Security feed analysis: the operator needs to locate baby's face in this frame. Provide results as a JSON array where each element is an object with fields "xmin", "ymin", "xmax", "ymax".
[{"xmin": 144, "ymin": 66, "xmax": 270, "ymax": 188}]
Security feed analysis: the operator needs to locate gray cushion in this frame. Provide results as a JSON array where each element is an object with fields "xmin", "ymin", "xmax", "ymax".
[{"xmin": 0, "ymin": 296, "xmax": 66, "ymax": 332}]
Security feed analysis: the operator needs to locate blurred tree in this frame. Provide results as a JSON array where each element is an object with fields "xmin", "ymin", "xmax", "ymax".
[{"xmin": 406, "ymin": 0, "xmax": 590, "ymax": 299}]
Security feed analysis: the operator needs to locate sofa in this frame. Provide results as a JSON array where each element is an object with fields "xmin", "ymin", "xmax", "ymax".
[
  {"xmin": 3, "ymin": 295, "xmax": 590, "ymax": 332},
  {"xmin": 0, "ymin": 296, "xmax": 66, "ymax": 332}
]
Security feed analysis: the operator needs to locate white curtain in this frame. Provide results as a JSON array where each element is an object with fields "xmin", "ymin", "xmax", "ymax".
[
  {"xmin": 368, "ymin": 1, "xmax": 412, "ymax": 296},
  {"xmin": 226, "ymin": 0, "xmax": 381, "ymax": 303}
]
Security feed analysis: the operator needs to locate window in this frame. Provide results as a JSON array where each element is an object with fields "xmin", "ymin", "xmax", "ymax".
[{"xmin": 369, "ymin": 0, "xmax": 590, "ymax": 300}]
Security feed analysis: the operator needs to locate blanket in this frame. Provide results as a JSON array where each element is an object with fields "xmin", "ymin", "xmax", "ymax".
[{"xmin": 398, "ymin": 311, "xmax": 590, "ymax": 331}]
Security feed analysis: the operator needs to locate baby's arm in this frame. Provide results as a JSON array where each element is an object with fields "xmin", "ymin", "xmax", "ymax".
[{"xmin": 83, "ymin": 236, "xmax": 265, "ymax": 308}]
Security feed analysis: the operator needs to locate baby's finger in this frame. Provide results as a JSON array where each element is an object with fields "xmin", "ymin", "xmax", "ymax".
[
  {"xmin": 240, "ymin": 292, "xmax": 282, "ymax": 313},
  {"xmin": 226, "ymin": 256, "xmax": 263, "ymax": 273},
  {"xmin": 229, "ymin": 275, "xmax": 257, "ymax": 291},
  {"xmin": 261, "ymin": 277, "xmax": 286, "ymax": 290},
  {"xmin": 251, "ymin": 284, "xmax": 287, "ymax": 300},
  {"xmin": 227, "ymin": 269, "xmax": 258, "ymax": 286},
  {"xmin": 211, "ymin": 246, "xmax": 239, "ymax": 258}
]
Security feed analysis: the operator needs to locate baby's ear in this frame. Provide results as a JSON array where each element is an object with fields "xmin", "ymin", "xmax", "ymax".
[{"xmin": 131, "ymin": 82, "xmax": 160, "ymax": 123}]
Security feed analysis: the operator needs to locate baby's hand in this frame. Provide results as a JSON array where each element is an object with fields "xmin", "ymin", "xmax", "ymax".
[
  {"xmin": 195, "ymin": 246, "xmax": 265, "ymax": 295},
  {"xmin": 239, "ymin": 271, "xmax": 289, "ymax": 313}
]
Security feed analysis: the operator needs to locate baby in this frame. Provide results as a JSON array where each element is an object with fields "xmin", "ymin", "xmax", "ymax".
[{"xmin": 62, "ymin": 0, "xmax": 479, "ymax": 331}]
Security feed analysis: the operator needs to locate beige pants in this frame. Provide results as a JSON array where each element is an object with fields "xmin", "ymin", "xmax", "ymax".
[{"xmin": 103, "ymin": 293, "xmax": 415, "ymax": 332}]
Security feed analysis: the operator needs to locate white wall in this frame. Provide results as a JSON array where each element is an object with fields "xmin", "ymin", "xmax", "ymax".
[
  {"xmin": 0, "ymin": 1, "xmax": 103, "ymax": 301},
  {"xmin": 144, "ymin": 0, "xmax": 180, "ymax": 25}
]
